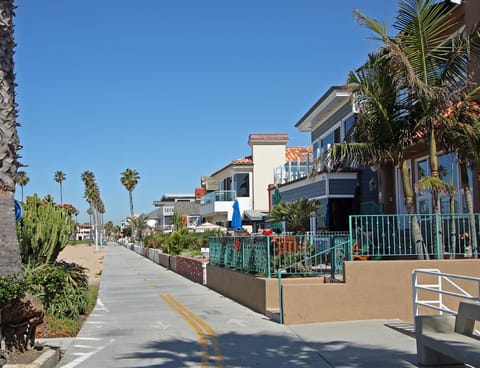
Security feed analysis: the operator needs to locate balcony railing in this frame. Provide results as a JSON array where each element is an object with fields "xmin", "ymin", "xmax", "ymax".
[
  {"xmin": 349, "ymin": 213, "xmax": 480, "ymax": 260},
  {"xmin": 200, "ymin": 190, "xmax": 236, "ymax": 206},
  {"xmin": 273, "ymin": 161, "xmax": 312, "ymax": 185}
]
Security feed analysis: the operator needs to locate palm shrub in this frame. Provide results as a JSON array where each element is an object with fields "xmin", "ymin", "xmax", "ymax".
[
  {"xmin": 164, "ymin": 228, "xmax": 202, "ymax": 255},
  {"xmin": 268, "ymin": 198, "xmax": 321, "ymax": 234},
  {"xmin": 143, "ymin": 233, "xmax": 168, "ymax": 249},
  {"xmin": 24, "ymin": 262, "xmax": 89, "ymax": 319},
  {"xmin": 17, "ymin": 194, "xmax": 75, "ymax": 265}
]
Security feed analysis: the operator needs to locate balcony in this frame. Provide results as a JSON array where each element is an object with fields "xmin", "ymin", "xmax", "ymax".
[
  {"xmin": 200, "ymin": 190, "xmax": 237, "ymax": 205},
  {"xmin": 274, "ymin": 161, "xmax": 312, "ymax": 185},
  {"xmin": 200, "ymin": 190, "xmax": 236, "ymax": 217},
  {"xmin": 163, "ymin": 206, "xmax": 174, "ymax": 216}
]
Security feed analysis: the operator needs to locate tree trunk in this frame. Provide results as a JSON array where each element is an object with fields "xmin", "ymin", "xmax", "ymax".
[
  {"xmin": 429, "ymin": 129, "xmax": 444, "ymax": 259},
  {"xmin": 401, "ymin": 161, "xmax": 427, "ymax": 259},
  {"xmin": 460, "ymin": 162, "xmax": 477, "ymax": 258},
  {"xmin": 0, "ymin": 0, "xmax": 22, "ymax": 277},
  {"xmin": 0, "ymin": 191, "xmax": 22, "ymax": 277},
  {"xmin": 129, "ymin": 190, "xmax": 135, "ymax": 240}
]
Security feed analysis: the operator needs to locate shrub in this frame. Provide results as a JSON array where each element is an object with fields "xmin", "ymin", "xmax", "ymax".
[
  {"xmin": 143, "ymin": 233, "xmax": 168, "ymax": 249},
  {"xmin": 24, "ymin": 262, "xmax": 89, "ymax": 319},
  {"xmin": 0, "ymin": 275, "xmax": 26, "ymax": 310},
  {"xmin": 164, "ymin": 228, "xmax": 202, "ymax": 255}
]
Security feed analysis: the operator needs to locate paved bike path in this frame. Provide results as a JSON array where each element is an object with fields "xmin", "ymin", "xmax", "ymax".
[{"xmin": 55, "ymin": 245, "xmax": 425, "ymax": 368}]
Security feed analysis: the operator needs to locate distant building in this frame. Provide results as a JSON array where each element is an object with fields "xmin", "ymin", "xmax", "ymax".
[
  {"xmin": 151, "ymin": 194, "xmax": 200, "ymax": 233},
  {"xmin": 75, "ymin": 223, "xmax": 93, "ymax": 241}
]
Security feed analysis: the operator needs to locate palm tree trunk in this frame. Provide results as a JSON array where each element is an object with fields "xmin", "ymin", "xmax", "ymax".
[
  {"xmin": 401, "ymin": 161, "xmax": 427, "ymax": 259},
  {"xmin": 460, "ymin": 162, "xmax": 477, "ymax": 258},
  {"xmin": 0, "ymin": 191, "xmax": 22, "ymax": 277},
  {"xmin": 129, "ymin": 190, "xmax": 135, "ymax": 240},
  {"xmin": 429, "ymin": 129, "xmax": 444, "ymax": 259},
  {"xmin": 0, "ymin": 0, "xmax": 22, "ymax": 278}
]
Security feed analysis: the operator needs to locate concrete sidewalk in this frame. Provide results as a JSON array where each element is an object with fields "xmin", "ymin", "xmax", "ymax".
[{"xmin": 42, "ymin": 244, "xmax": 452, "ymax": 367}]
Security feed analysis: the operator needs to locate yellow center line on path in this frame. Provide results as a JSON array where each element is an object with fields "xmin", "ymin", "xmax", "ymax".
[{"xmin": 160, "ymin": 294, "xmax": 225, "ymax": 368}]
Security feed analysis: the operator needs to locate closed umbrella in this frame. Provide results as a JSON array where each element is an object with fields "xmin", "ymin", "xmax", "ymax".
[
  {"xmin": 231, "ymin": 199, "xmax": 243, "ymax": 231},
  {"xmin": 272, "ymin": 187, "xmax": 283, "ymax": 234}
]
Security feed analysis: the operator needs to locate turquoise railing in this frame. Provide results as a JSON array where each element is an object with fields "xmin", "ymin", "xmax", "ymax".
[
  {"xmin": 209, "ymin": 232, "xmax": 349, "ymax": 278},
  {"xmin": 348, "ymin": 213, "xmax": 480, "ymax": 260}
]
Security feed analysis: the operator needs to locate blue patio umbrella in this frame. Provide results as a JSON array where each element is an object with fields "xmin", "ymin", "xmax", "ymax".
[{"xmin": 231, "ymin": 199, "xmax": 243, "ymax": 231}]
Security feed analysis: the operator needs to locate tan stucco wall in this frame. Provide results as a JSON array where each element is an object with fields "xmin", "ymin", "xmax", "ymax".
[
  {"xmin": 282, "ymin": 260, "xmax": 480, "ymax": 325},
  {"xmin": 207, "ymin": 260, "xmax": 480, "ymax": 325},
  {"xmin": 251, "ymin": 144, "xmax": 286, "ymax": 211},
  {"xmin": 207, "ymin": 265, "xmax": 273, "ymax": 314}
]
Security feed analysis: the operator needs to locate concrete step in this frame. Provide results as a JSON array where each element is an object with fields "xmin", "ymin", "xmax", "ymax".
[
  {"xmin": 384, "ymin": 320, "xmax": 415, "ymax": 337},
  {"xmin": 266, "ymin": 308, "xmax": 281, "ymax": 323}
]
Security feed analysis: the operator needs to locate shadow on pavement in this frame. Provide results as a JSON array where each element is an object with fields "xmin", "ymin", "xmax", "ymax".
[{"xmin": 116, "ymin": 331, "xmax": 418, "ymax": 368}]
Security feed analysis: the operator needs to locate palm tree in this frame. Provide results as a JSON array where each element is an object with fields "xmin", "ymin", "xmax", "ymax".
[
  {"xmin": 343, "ymin": 0, "xmax": 479, "ymax": 257},
  {"xmin": 120, "ymin": 168, "xmax": 140, "ymax": 237},
  {"xmin": 0, "ymin": 0, "xmax": 22, "ymax": 277},
  {"xmin": 128, "ymin": 214, "xmax": 149, "ymax": 242},
  {"xmin": 54, "ymin": 170, "xmax": 66, "ymax": 204},
  {"xmin": 15, "ymin": 171, "xmax": 29, "ymax": 202},
  {"xmin": 269, "ymin": 198, "xmax": 321, "ymax": 234},
  {"xmin": 318, "ymin": 50, "xmax": 429, "ymax": 257},
  {"xmin": 81, "ymin": 171, "xmax": 102, "ymax": 251},
  {"xmin": 441, "ymin": 88, "xmax": 480, "ymax": 257}
]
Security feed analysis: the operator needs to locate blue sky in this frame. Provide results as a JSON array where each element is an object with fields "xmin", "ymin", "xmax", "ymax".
[{"xmin": 13, "ymin": 0, "xmax": 398, "ymax": 225}]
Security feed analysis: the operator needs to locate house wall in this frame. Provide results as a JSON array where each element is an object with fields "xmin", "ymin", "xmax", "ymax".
[
  {"xmin": 311, "ymin": 103, "xmax": 352, "ymax": 143},
  {"xmin": 250, "ymin": 142, "xmax": 286, "ymax": 212},
  {"xmin": 206, "ymin": 260, "xmax": 480, "ymax": 325}
]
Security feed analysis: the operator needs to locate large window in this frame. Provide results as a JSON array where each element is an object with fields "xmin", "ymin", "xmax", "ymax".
[
  {"xmin": 415, "ymin": 153, "xmax": 463, "ymax": 214},
  {"xmin": 234, "ymin": 173, "xmax": 249, "ymax": 197}
]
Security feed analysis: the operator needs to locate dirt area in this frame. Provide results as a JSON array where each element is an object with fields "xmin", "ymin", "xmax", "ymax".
[
  {"xmin": 57, "ymin": 243, "xmax": 105, "ymax": 285},
  {"xmin": 1, "ymin": 347, "xmax": 46, "ymax": 365}
]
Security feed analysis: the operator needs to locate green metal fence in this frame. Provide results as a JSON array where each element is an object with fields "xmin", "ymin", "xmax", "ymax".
[
  {"xmin": 348, "ymin": 213, "xmax": 480, "ymax": 260},
  {"xmin": 209, "ymin": 232, "xmax": 349, "ymax": 278}
]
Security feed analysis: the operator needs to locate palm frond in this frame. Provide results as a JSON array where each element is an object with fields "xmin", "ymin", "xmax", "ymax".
[{"xmin": 415, "ymin": 175, "xmax": 456, "ymax": 195}]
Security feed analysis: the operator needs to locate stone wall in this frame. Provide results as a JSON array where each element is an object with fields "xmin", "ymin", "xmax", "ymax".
[
  {"xmin": 123, "ymin": 244, "xmax": 206, "ymax": 284},
  {"xmin": 176, "ymin": 256, "xmax": 207, "ymax": 284}
]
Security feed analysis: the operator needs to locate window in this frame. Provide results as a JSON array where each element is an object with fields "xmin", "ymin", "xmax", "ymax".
[
  {"xmin": 234, "ymin": 173, "xmax": 249, "ymax": 197},
  {"xmin": 415, "ymin": 153, "xmax": 463, "ymax": 214},
  {"xmin": 343, "ymin": 115, "xmax": 355, "ymax": 142}
]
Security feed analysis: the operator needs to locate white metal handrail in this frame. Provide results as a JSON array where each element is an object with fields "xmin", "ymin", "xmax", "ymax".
[{"xmin": 412, "ymin": 269, "xmax": 480, "ymax": 318}]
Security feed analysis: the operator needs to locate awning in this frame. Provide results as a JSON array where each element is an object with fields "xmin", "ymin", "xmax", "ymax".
[{"xmin": 244, "ymin": 210, "xmax": 268, "ymax": 221}]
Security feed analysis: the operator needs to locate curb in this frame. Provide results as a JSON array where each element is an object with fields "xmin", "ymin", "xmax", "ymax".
[{"xmin": 3, "ymin": 348, "xmax": 59, "ymax": 368}]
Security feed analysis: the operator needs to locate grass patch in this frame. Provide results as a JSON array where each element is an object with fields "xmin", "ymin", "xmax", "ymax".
[
  {"xmin": 86, "ymin": 284, "xmax": 100, "ymax": 311},
  {"xmin": 38, "ymin": 284, "xmax": 100, "ymax": 338}
]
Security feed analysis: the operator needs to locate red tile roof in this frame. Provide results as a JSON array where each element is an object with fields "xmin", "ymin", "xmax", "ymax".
[
  {"xmin": 232, "ymin": 155, "xmax": 254, "ymax": 164},
  {"xmin": 286, "ymin": 146, "xmax": 313, "ymax": 162}
]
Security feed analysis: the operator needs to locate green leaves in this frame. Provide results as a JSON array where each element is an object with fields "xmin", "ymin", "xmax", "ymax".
[
  {"xmin": 268, "ymin": 198, "xmax": 321, "ymax": 234},
  {"xmin": 17, "ymin": 194, "xmax": 75, "ymax": 265},
  {"xmin": 0, "ymin": 275, "xmax": 26, "ymax": 310}
]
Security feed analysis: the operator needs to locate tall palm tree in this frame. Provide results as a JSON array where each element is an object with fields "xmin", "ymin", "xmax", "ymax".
[
  {"xmin": 346, "ymin": 0, "xmax": 479, "ymax": 257},
  {"xmin": 441, "ymin": 88, "xmax": 480, "ymax": 257},
  {"xmin": 54, "ymin": 170, "xmax": 66, "ymax": 204},
  {"xmin": 120, "ymin": 168, "xmax": 140, "ymax": 236},
  {"xmin": 318, "ymin": 50, "xmax": 429, "ymax": 257},
  {"xmin": 0, "ymin": 0, "xmax": 22, "ymax": 277},
  {"xmin": 15, "ymin": 171, "xmax": 29, "ymax": 202},
  {"xmin": 81, "ymin": 171, "xmax": 102, "ymax": 251}
]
